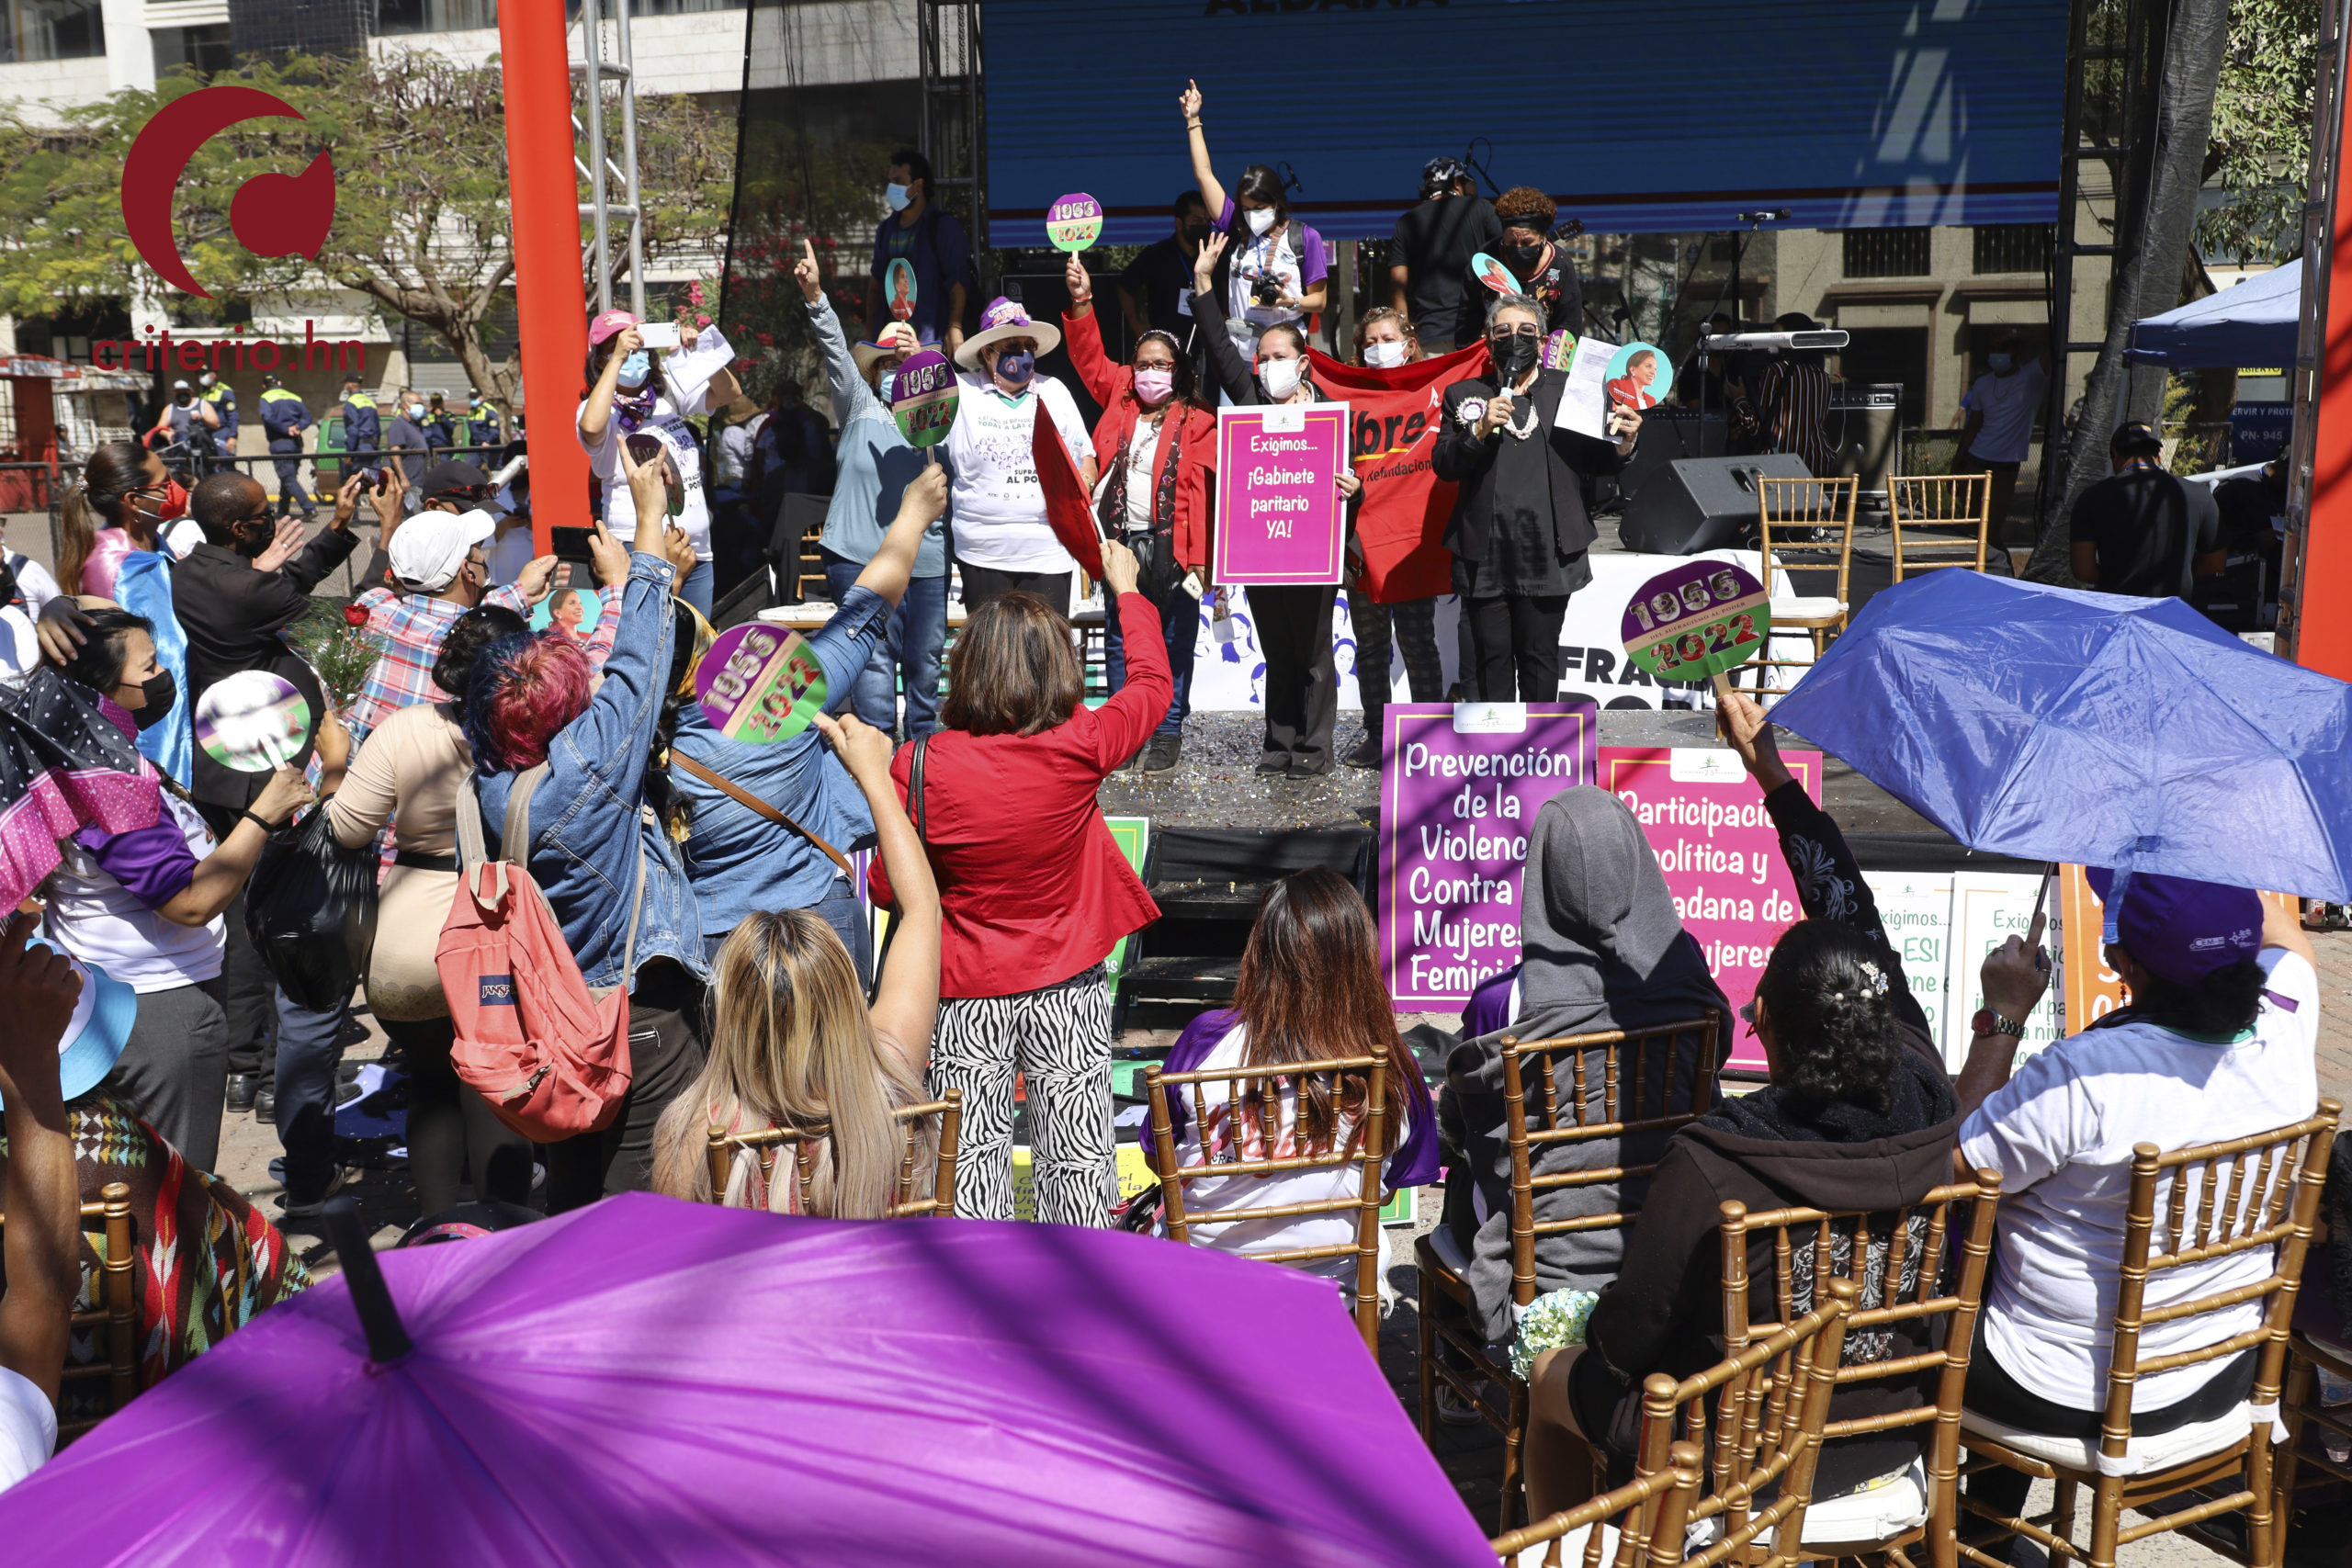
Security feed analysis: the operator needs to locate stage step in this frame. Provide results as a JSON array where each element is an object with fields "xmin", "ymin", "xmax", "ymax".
[
  {"xmin": 1145, "ymin": 877, "xmax": 1277, "ymax": 920},
  {"xmin": 1120, "ymin": 953, "xmax": 1242, "ymax": 1003}
]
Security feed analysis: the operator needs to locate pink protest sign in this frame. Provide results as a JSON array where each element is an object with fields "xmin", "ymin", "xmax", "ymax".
[
  {"xmin": 1598, "ymin": 745, "xmax": 1822, "ymax": 1074},
  {"xmin": 1380, "ymin": 701, "xmax": 1599, "ymax": 1008},
  {"xmin": 1213, "ymin": 402, "xmax": 1350, "ymax": 586},
  {"xmin": 695, "ymin": 623, "xmax": 829, "ymax": 743}
]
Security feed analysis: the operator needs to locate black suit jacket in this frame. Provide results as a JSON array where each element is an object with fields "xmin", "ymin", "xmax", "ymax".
[
  {"xmin": 172, "ymin": 528, "xmax": 360, "ymax": 810},
  {"xmin": 1430, "ymin": 367, "xmax": 1623, "ymax": 570}
]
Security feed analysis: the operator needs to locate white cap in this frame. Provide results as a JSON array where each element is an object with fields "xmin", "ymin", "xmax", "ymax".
[
  {"xmin": 172, "ymin": 379, "xmax": 189, "ymax": 389},
  {"xmin": 388, "ymin": 508, "xmax": 497, "ymax": 592}
]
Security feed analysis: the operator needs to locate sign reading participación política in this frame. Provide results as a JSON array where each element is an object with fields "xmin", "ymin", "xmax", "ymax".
[
  {"xmin": 1380, "ymin": 700, "xmax": 1599, "ymax": 1008},
  {"xmin": 1213, "ymin": 401, "xmax": 1350, "ymax": 585}
]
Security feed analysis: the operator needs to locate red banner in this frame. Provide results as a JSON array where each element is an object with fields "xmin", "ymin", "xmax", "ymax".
[
  {"xmin": 1306, "ymin": 342, "xmax": 1487, "ymax": 604},
  {"xmin": 1032, "ymin": 400, "xmax": 1103, "ymax": 578}
]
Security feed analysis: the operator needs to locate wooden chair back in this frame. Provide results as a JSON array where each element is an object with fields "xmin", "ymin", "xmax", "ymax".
[
  {"xmin": 0, "ymin": 1181, "xmax": 141, "ymax": 1442},
  {"xmin": 1143, "ymin": 1054, "xmax": 1392, "ymax": 1353},
  {"xmin": 1888, "ymin": 473, "xmax": 1993, "ymax": 581},
  {"xmin": 1629, "ymin": 1276, "xmax": 1860, "ymax": 1568},
  {"xmin": 703, "ymin": 1089, "xmax": 962, "ymax": 1219},
  {"xmin": 2088, "ymin": 1103, "xmax": 2338, "ymax": 1474},
  {"xmin": 1755, "ymin": 476, "xmax": 1860, "ymax": 604},
  {"xmin": 1498, "ymin": 1014, "xmax": 1724, "ymax": 1311},
  {"xmin": 1490, "ymin": 1439, "xmax": 1706, "ymax": 1568},
  {"xmin": 1717, "ymin": 1172, "xmax": 2003, "ymax": 1561}
]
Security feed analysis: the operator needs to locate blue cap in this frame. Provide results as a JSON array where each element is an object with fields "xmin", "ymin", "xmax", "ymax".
[
  {"xmin": 0, "ymin": 950, "xmax": 137, "ymax": 1111},
  {"xmin": 2086, "ymin": 868, "xmax": 2264, "ymax": 987}
]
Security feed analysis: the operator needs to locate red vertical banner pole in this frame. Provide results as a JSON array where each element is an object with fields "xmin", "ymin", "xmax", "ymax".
[
  {"xmin": 2297, "ymin": 0, "xmax": 2352, "ymax": 680},
  {"xmin": 501, "ymin": 0, "xmax": 590, "ymax": 556}
]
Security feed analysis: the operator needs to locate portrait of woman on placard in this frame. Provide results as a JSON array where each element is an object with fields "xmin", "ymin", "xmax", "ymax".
[
  {"xmin": 887, "ymin": 259, "xmax": 917, "ymax": 323},
  {"xmin": 1606, "ymin": 344, "xmax": 1669, "ymax": 411}
]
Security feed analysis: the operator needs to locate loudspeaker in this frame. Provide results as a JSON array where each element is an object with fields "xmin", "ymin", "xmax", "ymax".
[
  {"xmin": 1618, "ymin": 455, "xmax": 1815, "ymax": 555},
  {"xmin": 1617, "ymin": 406, "xmax": 1729, "ymax": 502}
]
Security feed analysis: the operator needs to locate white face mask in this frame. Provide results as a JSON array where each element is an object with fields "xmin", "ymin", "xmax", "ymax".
[
  {"xmin": 1261, "ymin": 357, "xmax": 1303, "ymax": 400},
  {"xmin": 1245, "ymin": 207, "xmax": 1277, "ymax": 237},
  {"xmin": 1363, "ymin": 340, "xmax": 1407, "ymax": 369}
]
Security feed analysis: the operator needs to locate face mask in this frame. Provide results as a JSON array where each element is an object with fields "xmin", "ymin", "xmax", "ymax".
[
  {"xmin": 1490, "ymin": 333, "xmax": 1538, "ymax": 382},
  {"xmin": 885, "ymin": 182, "xmax": 910, "ymax": 212},
  {"xmin": 1987, "ymin": 353, "xmax": 2016, "ymax": 374},
  {"xmin": 1499, "ymin": 242, "xmax": 1546, "ymax": 279},
  {"xmin": 407, "ymin": 401, "xmax": 425, "ymax": 417},
  {"xmin": 132, "ymin": 669, "xmax": 176, "ymax": 728},
  {"xmin": 232, "ymin": 518, "xmax": 275, "ymax": 558},
  {"xmin": 1364, "ymin": 340, "xmax": 1408, "ymax": 370},
  {"xmin": 1133, "ymin": 367, "xmax": 1175, "ymax": 404},
  {"xmin": 616, "ymin": 351, "xmax": 651, "ymax": 389},
  {"xmin": 1183, "ymin": 224, "xmax": 1212, "ymax": 248},
  {"xmin": 135, "ymin": 477, "xmax": 188, "ymax": 524},
  {"xmin": 876, "ymin": 367, "xmax": 897, "ymax": 402},
  {"xmin": 1245, "ymin": 207, "xmax": 1277, "ymax": 237},
  {"xmin": 993, "ymin": 348, "xmax": 1035, "ymax": 387},
  {"xmin": 1261, "ymin": 357, "xmax": 1303, "ymax": 400}
]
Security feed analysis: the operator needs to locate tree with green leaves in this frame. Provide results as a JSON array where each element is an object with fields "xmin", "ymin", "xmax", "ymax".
[
  {"xmin": 2200, "ymin": 0, "xmax": 2321, "ymax": 266},
  {"xmin": 0, "ymin": 50, "xmax": 733, "ymax": 405}
]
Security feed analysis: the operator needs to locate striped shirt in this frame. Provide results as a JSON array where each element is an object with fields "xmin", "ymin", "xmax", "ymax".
[{"xmin": 1738, "ymin": 360, "xmax": 1837, "ymax": 476}]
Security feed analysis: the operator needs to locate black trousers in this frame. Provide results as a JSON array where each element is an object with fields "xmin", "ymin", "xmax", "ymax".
[
  {"xmin": 956, "ymin": 559, "xmax": 1073, "ymax": 615},
  {"xmin": 384, "ymin": 1015, "xmax": 536, "ymax": 1218},
  {"xmin": 1347, "ymin": 590, "xmax": 1442, "ymax": 741},
  {"xmin": 1462, "ymin": 592, "xmax": 1570, "ymax": 703},
  {"xmin": 1250, "ymin": 583, "xmax": 1340, "ymax": 773},
  {"xmin": 1962, "ymin": 1323, "xmax": 2257, "ymax": 1520},
  {"xmin": 545, "ymin": 964, "xmax": 708, "ymax": 1213},
  {"xmin": 199, "ymin": 816, "xmax": 277, "ymax": 1086}
]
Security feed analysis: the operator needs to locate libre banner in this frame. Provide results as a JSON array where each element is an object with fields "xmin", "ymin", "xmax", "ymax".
[
  {"xmin": 1306, "ymin": 344, "xmax": 1486, "ymax": 604},
  {"xmin": 1597, "ymin": 746, "xmax": 1819, "ymax": 1075},
  {"xmin": 1213, "ymin": 402, "xmax": 1348, "ymax": 586},
  {"xmin": 1380, "ymin": 700, "xmax": 1599, "ymax": 1008}
]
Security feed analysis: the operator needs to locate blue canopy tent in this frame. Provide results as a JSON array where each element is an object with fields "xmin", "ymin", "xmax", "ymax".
[{"xmin": 2129, "ymin": 265, "xmax": 2300, "ymax": 368}]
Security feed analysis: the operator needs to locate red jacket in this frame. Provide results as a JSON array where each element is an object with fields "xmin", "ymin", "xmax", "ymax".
[
  {"xmin": 1061, "ymin": 305, "xmax": 1220, "ymax": 571},
  {"xmin": 867, "ymin": 592, "xmax": 1170, "ymax": 998}
]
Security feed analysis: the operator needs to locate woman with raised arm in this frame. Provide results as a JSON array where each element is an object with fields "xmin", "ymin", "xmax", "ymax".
[{"xmin": 1179, "ymin": 78, "xmax": 1329, "ymax": 359}]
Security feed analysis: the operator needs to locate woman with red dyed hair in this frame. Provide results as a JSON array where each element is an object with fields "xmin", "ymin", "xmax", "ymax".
[{"xmin": 462, "ymin": 441, "xmax": 705, "ymax": 1209}]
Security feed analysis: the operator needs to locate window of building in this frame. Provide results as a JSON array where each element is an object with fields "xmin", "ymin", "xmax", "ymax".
[
  {"xmin": 1832, "ymin": 325, "xmax": 1929, "ymax": 425},
  {"xmin": 1840, "ymin": 228, "xmax": 1931, "ymax": 279},
  {"xmin": 0, "ymin": 0, "xmax": 104, "ymax": 63},
  {"xmin": 375, "ymin": 0, "xmax": 498, "ymax": 34},
  {"xmin": 1973, "ymin": 223, "xmax": 2053, "ymax": 275},
  {"xmin": 153, "ymin": 24, "xmax": 235, "ymax": 78}
]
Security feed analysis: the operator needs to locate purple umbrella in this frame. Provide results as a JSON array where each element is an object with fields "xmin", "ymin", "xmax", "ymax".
[{"xmin": 2, "ymin": 1193, "xmax": 1491, "ymax": 1566}]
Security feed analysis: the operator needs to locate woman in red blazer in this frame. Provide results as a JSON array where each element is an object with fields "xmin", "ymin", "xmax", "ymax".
[
  {"xmin": 1062, "ymin": 252, "xmax": 1218, "ymax": 773},
  {"xmin": 868, "ymin": 538, "xmax": 1170, "ymax": 1224}
]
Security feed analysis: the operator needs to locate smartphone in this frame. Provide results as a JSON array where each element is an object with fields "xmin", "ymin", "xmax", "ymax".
[
  {"xmin": 624, "ymin": 433, "xmax": 686, "ymax": 517},
  {"xmin": 639, "ymin": 321, "xmax": 681, "ymax": 352},
  {"xmin": 549, "ymin": 525, "xmax": 597, "ymax": 564},
  {"xmin": 357, "ymin": 466, "xmax": 389, "ymax": 492}
]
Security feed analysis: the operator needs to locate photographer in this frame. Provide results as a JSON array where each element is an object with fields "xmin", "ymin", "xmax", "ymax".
[{"xmin": 1181, "ymin": 79, "xmax": 1329, "ymax": 360}]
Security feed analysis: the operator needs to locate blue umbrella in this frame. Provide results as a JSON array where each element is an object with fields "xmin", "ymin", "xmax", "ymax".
[{"xmin": 1766, "ymin": 572, "xmax": 2352, "ymax": 899}]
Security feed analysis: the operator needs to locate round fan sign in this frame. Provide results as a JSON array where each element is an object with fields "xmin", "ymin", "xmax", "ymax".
[
  {"xmin": 890, "ymin": 347, "xmax": 958, "ymax": 448},
  {"xmin": 1046, "ymin": 191, "xmax": 1103, "ymax": 253},
  {"xmin": 1621, "ymin": 561, "xmax": 1772, "ymax": 686},
  {"xmin": 194, "ymin": 671, "xmax": 311, "ymax": 773},
  {"xmin": 695, "ymin": 623, "xmax": 829, "ymax": 743},
  {"xmin": 1470, "ymin": 253, "xmax": 1523, "ymax": 296}
]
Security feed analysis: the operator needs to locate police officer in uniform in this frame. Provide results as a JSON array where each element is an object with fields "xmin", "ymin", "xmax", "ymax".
[
  {"xmin": 259, "ymin": 374, "xmax": 318, "ymax": 521},
  {"xmin": 196, "ymin": 370, "xmax": 238, "ymax": 476},
  {"xmin": 464, "ymin": 390, "xmax": 503, "ymax": 447},
  {"xmin": 339, "ymin": 375, "xmax": 380, "ymax": 460}
]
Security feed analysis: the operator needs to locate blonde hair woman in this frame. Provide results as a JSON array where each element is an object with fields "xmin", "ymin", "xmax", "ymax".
[{"xmin": 650, "ymin": 711, "xmax": 941, "ymax": 1214}]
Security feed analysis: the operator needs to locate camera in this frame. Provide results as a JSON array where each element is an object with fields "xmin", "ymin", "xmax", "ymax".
[
  {"xmin": 357, "ymin": 466, "xmax": 389, "ymax": 492},
  {"xmin": 1250, "ymin": 277, "xmax": 1283, "ymax": 307}
]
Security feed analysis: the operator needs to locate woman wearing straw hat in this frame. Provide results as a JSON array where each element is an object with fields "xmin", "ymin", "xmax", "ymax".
[{"xmin": 945, "ymin": 297, "xmax": 1097, "ymax": 614}]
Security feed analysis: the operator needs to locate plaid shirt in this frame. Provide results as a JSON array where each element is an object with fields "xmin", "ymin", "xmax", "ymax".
[{"xmin": 345, "ymin": 583, "xmax": 625, "ymax": 743}]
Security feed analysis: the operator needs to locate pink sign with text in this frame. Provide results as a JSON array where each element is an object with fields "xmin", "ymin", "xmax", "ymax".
[
  {"xmin": 1599, "ymin": 745, "xmax": 1821, "ymax": 1075},
  {"xmin": 1213, "ymin": 401, "xmax": 1349, "ymax": 585}
]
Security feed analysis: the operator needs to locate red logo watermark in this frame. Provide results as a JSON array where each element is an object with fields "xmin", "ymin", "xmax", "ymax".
[{"xmin": 120, "ymin": 85, "xmax": 334, "ymax": 299}]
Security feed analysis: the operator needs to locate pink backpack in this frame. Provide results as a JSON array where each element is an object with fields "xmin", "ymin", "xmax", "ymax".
[{"xmin": 437, "ymin": 763, "xmax": 647, "ymax": 1141}]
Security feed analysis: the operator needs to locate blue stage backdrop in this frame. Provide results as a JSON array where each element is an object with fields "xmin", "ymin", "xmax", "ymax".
[{"xmin": 984, "ymin": 0, "xmax": 2068, "ymax": 245}]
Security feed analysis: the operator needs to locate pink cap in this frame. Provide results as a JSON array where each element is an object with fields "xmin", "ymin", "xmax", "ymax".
[{"xmin": 588, "ymin": 309, "xmax": 640, "ymax": 346}]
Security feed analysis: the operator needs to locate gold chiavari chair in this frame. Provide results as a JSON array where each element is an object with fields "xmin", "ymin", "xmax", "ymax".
[
  {"xmin": 0, "ymin": 1181, "xmax": 141, "ymax": 1443},
  {"xmin": 1748, "ymin": 475, "xmax": 1860, "ymax": 689},
  {"xmin": 1491, "ymin": 1439, "xmax": 1705, "ymax": 1568},
  {"xmin": 704, "ymin": 1090, "xmax": 962, "ymax": 1219},
  {"xmin": 1888, "ymin": 472, "xmax": 1994, "ymax": 581}
]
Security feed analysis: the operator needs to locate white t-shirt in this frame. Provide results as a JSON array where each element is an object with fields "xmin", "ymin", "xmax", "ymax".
[
  {"xmin": 943, "ymin": 372, "xmax": 1094, "ymax": 572},
  {"xmin": 1962, "ymin": 362, "xmax": 2047, "ymax": 465},
  {"xmin": 6, "ymin": 551, "xmax": 60, "ymax": 618},
  {"xmin": 42, "ymin": 788, "xmax": 226, "ymax": 993},
  {"xmin": 1114, "ymin": 419, "xmax": 1159, "ymax": 532},
  {"xmin": 0, "ymin": 606, "xmax": 38, "ymax": 687},
  {"xmin": 0, "ymin": 1364, "xmax": 56, "ymax": 1494},
  {"xmin": 1162, "ymin": 1022, "xmax": 1388, "ymax": 1285},
  {"xmin": 1227, "ymin": 224, "xmax": 1311, "ymax": 344},
  {"xmin": 575, "ymin": 394, "xmax": 713, "ymax": 561},
  {"xmin": 1960, "ymin": 947, "xmax": 2320, "ymax": 1410}
]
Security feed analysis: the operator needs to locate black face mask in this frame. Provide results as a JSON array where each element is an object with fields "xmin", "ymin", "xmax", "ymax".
[
  {"xmin": 1490, "ymin": 333, "xmax": 1539, "ymax": 382},
  {"xmin": 1182, "ymin": 224, "xmax": 1212, "ymax": 248},
  {"xmin": 232, "ymin": 519, "xmax": 274, "ymax": 559},
  {"xmin": 1499, "ymin": 242, "xmax": 1547, "ymax": 281},
  {"xmin": 132, "ymin": 669, "xmax": 176, "ymax": 729}
]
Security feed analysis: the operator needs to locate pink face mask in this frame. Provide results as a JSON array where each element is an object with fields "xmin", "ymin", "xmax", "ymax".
[{"xmin": 1133, "ymin": 367, "xmax": 1175, "ymax": 405}]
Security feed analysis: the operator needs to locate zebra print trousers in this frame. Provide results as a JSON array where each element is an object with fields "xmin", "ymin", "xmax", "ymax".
[{"xmin": 931, "ymin": 963, "xmax": 1115, "ymax": 1225}]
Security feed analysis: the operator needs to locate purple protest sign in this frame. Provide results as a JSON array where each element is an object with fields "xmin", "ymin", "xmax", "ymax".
[
  {"xmin": 1213, "ymin": 402, "xmax": 1350, "ymax": 586},
  {"xmin": 1381, "ymin": 701, "xmax": 1600, "ymax": 1007},
  {"xmin": 1600, "ymin": 745, "xmax": 1822, "ymax": 1074},
  {"xmin": 890, "ymin": 347, "xmax": 957, "ymax": 448},
  {"xmin": 1046, "ymin": 192, "xmax": 1103, "ymax": 252},
  {"xmin": 695, "ymin": 622, "xmax": 828, "ymax": 743},
  {"xmin": 1619, "ymin": 559, "xmax": 1770, "ymax": 684}
]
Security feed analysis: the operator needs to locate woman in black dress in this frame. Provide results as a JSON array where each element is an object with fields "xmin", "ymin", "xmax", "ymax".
[{"xmin": 1432, "ymin": 294, "xmax": 1641, "ymax": 702}]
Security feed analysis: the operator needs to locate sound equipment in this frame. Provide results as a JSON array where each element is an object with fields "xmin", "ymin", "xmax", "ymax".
[
  {"xmin": 1827, "ymin": 382, "xmax": 1901, "ymax": 497},
  {"xmin": 1618, "ymin": 455, "xmax": 1813, "ymax": 555},
  {"xmin": 1617, "ymin": 406, "xmax": 1729, "ymax": 502},
  {"xmin": 1702, "ymin": 329, "xmax": 1850, "ymax": 352}
]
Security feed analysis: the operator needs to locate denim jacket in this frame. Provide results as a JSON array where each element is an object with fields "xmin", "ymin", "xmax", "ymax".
[{"xmin": 474, "ymin": 550, "xmax": 707, "ymax": 988}]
